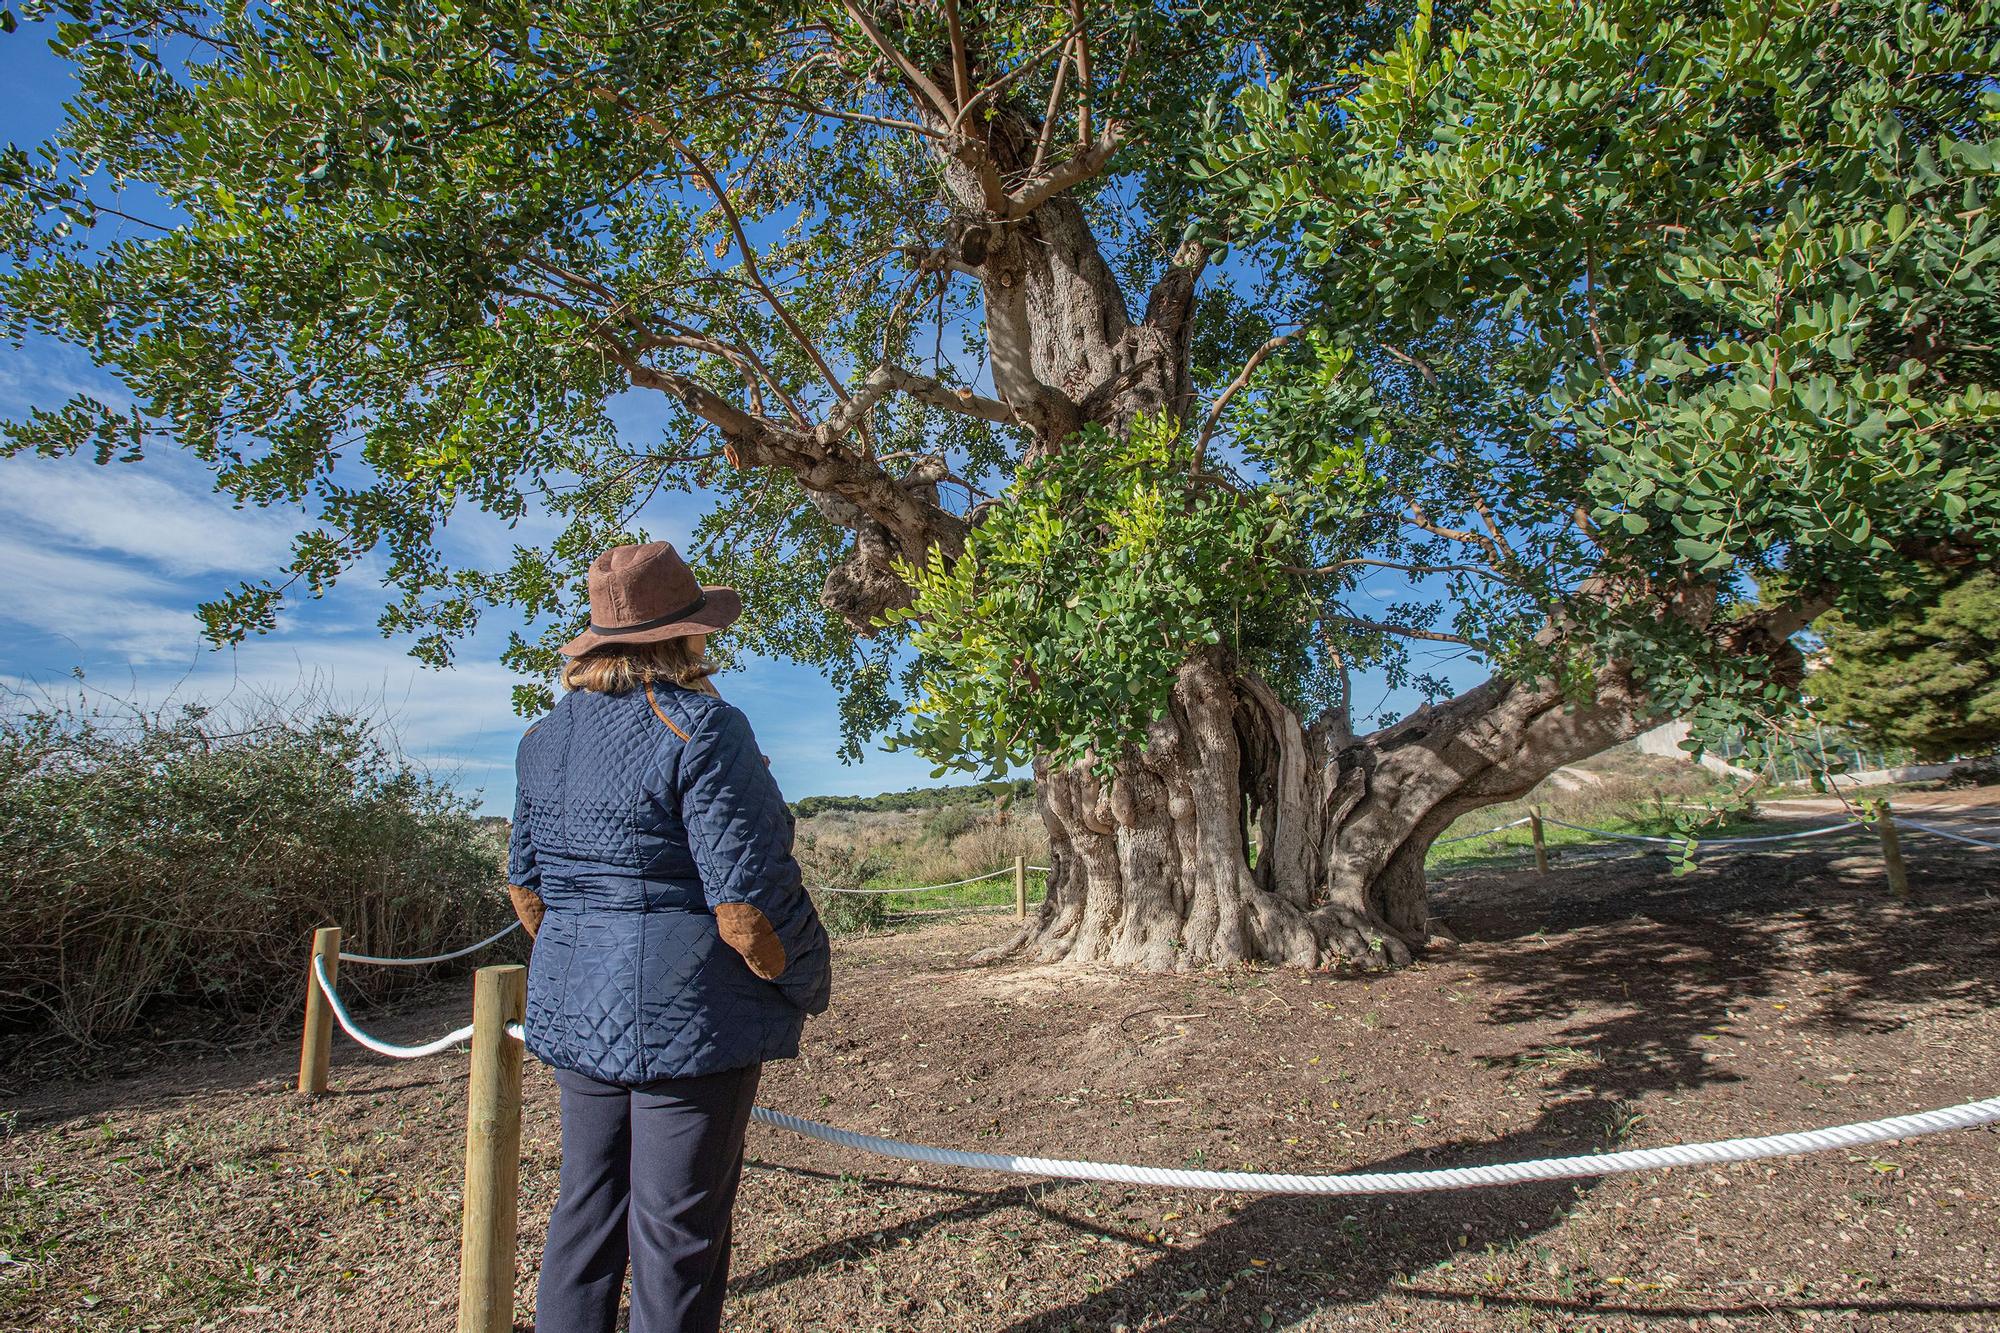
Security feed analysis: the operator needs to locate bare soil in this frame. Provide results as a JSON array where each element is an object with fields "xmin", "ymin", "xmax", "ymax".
[{"xmin": 4, "ymin": 836, "xmax": 1998, "ymax": 1331}]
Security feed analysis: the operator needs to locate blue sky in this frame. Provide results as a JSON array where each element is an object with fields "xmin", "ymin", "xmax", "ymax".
[{"xmin": 0, "ymin": 29, "xmax": 1485, "ymax": 815}]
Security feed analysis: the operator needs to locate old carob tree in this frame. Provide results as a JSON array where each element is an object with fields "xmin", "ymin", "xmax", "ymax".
[{"xmin": 4, "ymin": 0, "xmax": 1996, "ymax": 970}]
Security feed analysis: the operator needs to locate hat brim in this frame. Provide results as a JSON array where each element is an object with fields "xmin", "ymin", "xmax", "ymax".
[{"xmin": 557, "ymin": 586, "xmax": 742, "ymax": 658}]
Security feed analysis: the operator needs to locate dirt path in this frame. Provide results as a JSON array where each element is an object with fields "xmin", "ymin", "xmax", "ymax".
[
  {"xmin": 1761, "ymin": 785, "xmax": 2000, "ymax": 850},
  {"xmin": 4, "ymin": 839, "xmax": 1998, "ymax": 1331}
]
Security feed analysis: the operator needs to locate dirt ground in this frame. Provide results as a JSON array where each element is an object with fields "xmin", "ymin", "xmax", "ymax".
[
  {"xmin": 4, "ymin": 833, "xmax": 1997, "ymax": 1331},
  {"xmin": 1762, "ymin": 787, "xmax": 2000, "ymax": 848}
]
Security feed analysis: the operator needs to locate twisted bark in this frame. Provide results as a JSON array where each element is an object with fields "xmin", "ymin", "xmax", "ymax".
[{"xmin": 982, "ymin": 594, "xmax": 1825, "ymax": 971}]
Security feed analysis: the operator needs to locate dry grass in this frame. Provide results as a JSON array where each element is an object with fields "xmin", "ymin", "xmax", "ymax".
[
  {"xmin": 4, "ymin": 839, "xmax": 1998, "ymax": 1331},
  {"xmin": 798, "ymin": 806, "xmax": 1049, "ymax": 888},
  {"xmin": 0, "ymin": 694, "xmax": 512, "ymax": 1059}
]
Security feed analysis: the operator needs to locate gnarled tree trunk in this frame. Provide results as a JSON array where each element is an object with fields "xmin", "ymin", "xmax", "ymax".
[
  {"xmin": 983, "ymin": 593, "xmax": 1819, "ymax": 971},
  {"xmin": 982, "ymin": 650, "xmax": 1658, "ymax": 970}
]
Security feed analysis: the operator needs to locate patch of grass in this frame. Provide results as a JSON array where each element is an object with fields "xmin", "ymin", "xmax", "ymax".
[
  {"xmin": 1483, "ymin": 1045, "xmax": 1600, "ymax": 1072},
  {"xmin": 1425, "ymin": 747, "xmax": 1797, "ymax": 874},
  {"xmin": 793, "ymin": 811, "xmax": 1051, "ymax": 928},
  {"xmin": 812, "ymin": 889, "xmax": 890, "ymax": 935}
]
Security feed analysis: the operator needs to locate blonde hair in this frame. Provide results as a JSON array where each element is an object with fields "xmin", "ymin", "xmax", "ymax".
[{"xmin": 562, "ymin": 637, "xmax": 720, "ymax": 697}]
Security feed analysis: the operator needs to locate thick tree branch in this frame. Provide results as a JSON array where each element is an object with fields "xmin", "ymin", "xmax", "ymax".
[
  {"xmin": 817, "ymin": 362, "xmax": 1021, "ymax": 446},
  {"xmin": 839, "ymin": 0, "xmax": 957, "ymax": 123},
  {"xmin": 897, "ymin": 243, "xmax": 985, "ymax": 278},
  {"xmin": 1404, "ymin": 498, "xmax": 1508, "ymax": 565},
  {"xmin": 1030, "ymin": 43, "xmax": 1073, "ymax": 178},
  {"xmin": 1071, "ymin": 0, "xmax": 1093, "ymax": 145},
  {"xmin": 1003, "ymin": 128, "xmax": 1124, "ymax": 218},
  {"xmin": 598, "ymin": 339, "xmax": 966, "ymax": 561},
  {"xmin": 942, "ymin": 0, "xmax": 971, "ymax": 110}
]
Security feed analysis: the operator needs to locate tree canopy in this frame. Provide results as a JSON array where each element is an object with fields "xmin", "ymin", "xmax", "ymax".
[
  {"xmin": 2, "ymin": 0, "xmax": 1995, "ymax": 778},
  {"xmin": 890, "ymin": 0, "xmax": 2000, "ymax": 776}
]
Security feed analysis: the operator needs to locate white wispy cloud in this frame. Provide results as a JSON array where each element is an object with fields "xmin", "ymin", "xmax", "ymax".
[
  {"xmin": 0, "ymin": 533, "xmax": 223, "ymax": 663},
  {"xmin": 0, "ymin": 461, "xmax": 299, "ymax": 577},
  {"xmin": 0, "ymin": 345, "xmax": 970, "ymax": 807}
]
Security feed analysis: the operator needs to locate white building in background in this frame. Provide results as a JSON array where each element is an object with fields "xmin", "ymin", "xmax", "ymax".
[{"xmin": 1633, "ymin": 718, "xmax": 1762, "ymax": 782}]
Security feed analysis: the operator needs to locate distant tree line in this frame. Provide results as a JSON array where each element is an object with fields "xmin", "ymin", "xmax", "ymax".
[{"xmin": 791, "ymin": 778, "xmax": 1036, "ymax": 821}]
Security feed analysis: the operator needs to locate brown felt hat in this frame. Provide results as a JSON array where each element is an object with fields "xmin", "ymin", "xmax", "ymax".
[{"xmin": 558, "ymin": 542, "xmax": 742, "ymax": 658}]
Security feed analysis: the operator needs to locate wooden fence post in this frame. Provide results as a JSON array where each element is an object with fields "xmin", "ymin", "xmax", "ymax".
[
  {"xmin": 1530, "ymin": 809, "xmax": 1549, "ymax": 876},
  {"xmin": 458, "ymin": 964, "xmax": 527, "ymax": 1333},
  {"xmin": 1013, "ymin": 854, "xmax": 1028, "ymax": 919},
  {"xmin": 1873, "ymin": 800, "xmax": 1911, "ymax": 900},
  {"xmin": 298, "ymin": 926, "xmax": 341, "ymax": 1096}
]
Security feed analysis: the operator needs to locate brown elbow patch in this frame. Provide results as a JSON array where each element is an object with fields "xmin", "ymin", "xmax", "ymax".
[
  {"xmin": 715, "ymin": 902, "xmax": 787, "ymax": 980},
  {"xmin": 507, "ymin": 884, "xmax": 546, "ymax": 939}
]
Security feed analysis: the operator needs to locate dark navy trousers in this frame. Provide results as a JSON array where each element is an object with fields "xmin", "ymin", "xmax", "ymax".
[{"xmin": 534, "ymin": 1062, "xmax": 761, "ymax": 1333}]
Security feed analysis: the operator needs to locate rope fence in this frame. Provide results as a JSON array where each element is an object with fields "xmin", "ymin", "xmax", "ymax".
[
  {"xmin": 314, "ymin": 954, "xmax": 476, "ymax": 1059},
  {"xmin": 339, "ymin": 920, "xmax": 522, "ymax": 967},
  {"xmin": 750, "ymin": 1096, "xmax": 2000, "ymax": 1194},
  {"xmin": 289, "ymin": 800, "xmax": 1997, "ymax": 1329},
  {"xmin": 816, "ymin": 854, "xmax": 1045, "ymax": 920},
  {"xmin": 304, "ymin": 953, "xmax": 2000, "ymax": 1197},
  {"xmin": 1434, "ymin": 816, "xmax": 1534, "ymax": 846},
  {"xmin": 1900, "ymin": 818, "xmax": 2000, "ymax": 851},
  {"xmin": 816, "ymin": 867, "xmax": 1016, "ymax": 895},
  {"xmin": 1539, "ymin": 817, "xmax": 1866, "ymax": 847}
]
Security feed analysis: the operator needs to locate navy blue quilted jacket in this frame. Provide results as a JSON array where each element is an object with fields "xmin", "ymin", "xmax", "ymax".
[{"xmin": 507, "ymin": 682, "xmax": 831, "ymax": 1084}]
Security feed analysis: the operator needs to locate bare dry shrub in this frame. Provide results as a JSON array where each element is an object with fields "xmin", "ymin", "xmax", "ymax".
[
  {"xmin": 795, "ymin": 832, "xmax": 889, "ymax": 933},
  {"xmin": 0, "ymin": 689, "xmax": 512, "ymax": 1051}
]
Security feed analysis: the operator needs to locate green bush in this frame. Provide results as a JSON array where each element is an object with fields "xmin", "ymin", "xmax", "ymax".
[
  {"xmin": 795, "ymin": 832, "xmax": 888, "ymax": 935},
  {"xmin": 920, "ymin": 803, "xmax": 982, "ymax": 843},
  {"xmin": 0, "ymin": 692, "xmax": 512, "ymax": 1050}
]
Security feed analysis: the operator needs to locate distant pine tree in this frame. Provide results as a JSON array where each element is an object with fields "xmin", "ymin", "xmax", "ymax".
[{"xmin": 1810, "ymin": 570, "xmax": 2000, "ymax": 763}]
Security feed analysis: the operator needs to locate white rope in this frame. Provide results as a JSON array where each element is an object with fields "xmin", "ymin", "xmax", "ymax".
[
  {"xmin": 313, "ymin": 955, "xmax": 475, "ymax": 1059},
  {"xmin": 1541, "ymin": 818, "xmax": 1863, "ymax": 847},
  {"xmin": 313, "ymin": 965, "xmax": 2000, "ymax": 1198},
  {"xmin": 1899, "ymin": 819, "xmax": 2000, "ymax": 851},
  {"xmin": 1435, "ymin": 817, "xmax": 1535, "ymax": 846},
  {"xmin": 1690, "ymin": 820, "xmax": 1867, "ymax": 845},
  {"xmin": 1027, "ymin": 865, "xmax": 1052, "ymax": 873},
  {"xmin": 751, "ymin": 1095, "xmax": 2000, "ymax": 1194},
  {"xmin": 817, "ymin": 867, "xmax": 1017, "ymax": 896},
  {"xmin": 338, "ymin": 920, "xmax": 522, "ymax": 967}
]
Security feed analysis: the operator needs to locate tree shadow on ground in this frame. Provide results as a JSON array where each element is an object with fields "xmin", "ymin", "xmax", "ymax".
[
  {"xmin": 990, "ymin": 1110, "xmax": 1602, "ymax": 1332},
  {"xmin": 967, "ymin": 849, "xmax": 2000, "ymax": 1329},
  {"xmin": 1443, "ymin": 845, "xmax": 2000, "ymax": 1083},
  {"xmin": 731, "ymin": 1169, "xmax": 1172, "ymax": 1301}
]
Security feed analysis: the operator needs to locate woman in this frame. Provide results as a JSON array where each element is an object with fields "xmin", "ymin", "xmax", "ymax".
[{"xmin": 505, "ymin": 541, "xmax": 831, "ymax": 1333}]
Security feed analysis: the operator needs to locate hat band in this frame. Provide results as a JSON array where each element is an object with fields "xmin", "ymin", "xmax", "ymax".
[{"xmin": 587, "ymin": 592, "xmax": 708, "ymax": 637}]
